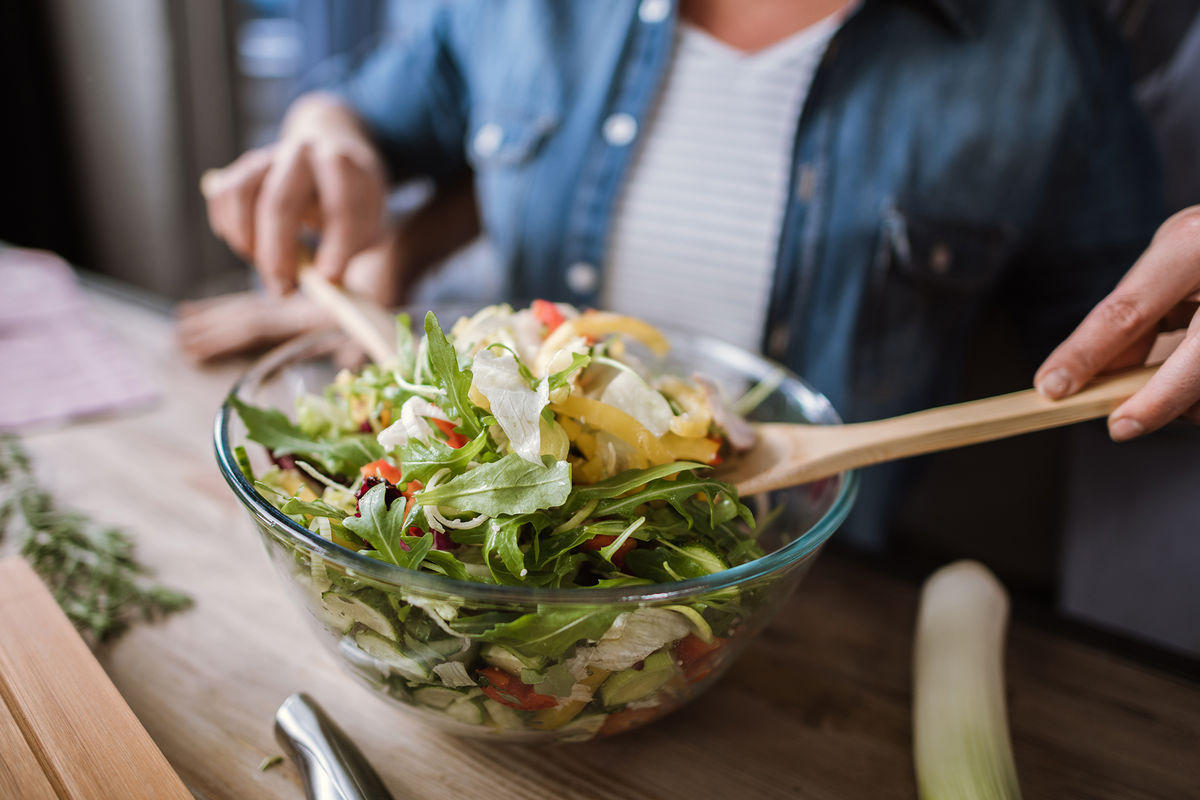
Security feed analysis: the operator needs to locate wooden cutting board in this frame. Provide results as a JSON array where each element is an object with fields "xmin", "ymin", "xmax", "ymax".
[{"xmin": 0, "ymin": 557, "xmax": 192, "ymax": 800}]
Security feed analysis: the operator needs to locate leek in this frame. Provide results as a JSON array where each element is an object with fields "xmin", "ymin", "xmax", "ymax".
[{"xmin": 913, "ymin": 560, "xmax": 1022, "ymax": 800}]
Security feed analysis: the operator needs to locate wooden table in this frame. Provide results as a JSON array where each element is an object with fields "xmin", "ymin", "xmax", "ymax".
[{"xmin": 18, "ymin": 284, "xmax": 1200, "ymax": 800}]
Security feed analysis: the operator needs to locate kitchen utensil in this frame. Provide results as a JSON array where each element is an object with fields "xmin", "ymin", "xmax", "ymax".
[
  {"xmin": 275, "ymin": 693, "xmax": 395, "ymax": 800},
  {"xmin": 719, "ymin": 365, "xmax": 1157, "ymax": 496},
  {"xmin": 296, "ymin": 267, "xmax": 396, "ymax": 366}
]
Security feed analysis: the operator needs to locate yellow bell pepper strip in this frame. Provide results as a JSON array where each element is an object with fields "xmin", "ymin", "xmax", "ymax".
[
  {"xmin": 575, "ymin": 457, "xmax": 608, "ymax": 485},
  {"xmin": 660, "ymin": 433, "xmax": 720, "ymax": 465},
  {"xmin": 557, "ymin": 416, "xmax": 596, "ymax": 459},
  {"xmin": 528, "ymin": 668, "xmax": 611, "ymax": 730},
  {"xmin": 657, "ymin": 376, "xmax": 713, "ymax": 438},
  {"xmin": 552, "ymin": 395, "xmax": 674, "ymax": 465},
  {"xmin": 537, "ymin": 312, "xmax": 670, "ymax": 378}
]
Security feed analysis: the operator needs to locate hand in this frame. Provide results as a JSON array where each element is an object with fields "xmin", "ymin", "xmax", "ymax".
[
  {"xmin": 1035, "ymin": 206, "xmax": 1200, "ymax": 441},
  {"xmin": 202, "ymin": 94, "xmax": 388, "ymax": 293},
  {"xmin": 176, "ymin": 226, "xmax": 405, "ymax": 363}
]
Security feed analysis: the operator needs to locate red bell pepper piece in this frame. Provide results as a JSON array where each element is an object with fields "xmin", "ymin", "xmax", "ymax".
[
  {"xmin": 477, "ymin": 667, "xmax": 558, "ymax": 710},
  {"xmin": 431, "ymin": 418, "xmax": 468, "ymax": 449},
  {"xmin": 582, "ymin": 533, "xmax": 637, "ymax": 569},
  {"xmin": 531, "ymin": 299, "xmax": 566, "ymax": 333},
  {"xmin": 359, "ymin": 458, "xmax": 402, "ymax": 484},
  {"xmin": 672, "ymin": 635, "xmax": 724, "ymax": 683}
]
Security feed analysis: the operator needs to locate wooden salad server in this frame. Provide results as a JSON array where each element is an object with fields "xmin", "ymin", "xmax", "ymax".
[{"xmin": 719, "ymin": 365, "xmax": 1158, "ymax": 496}]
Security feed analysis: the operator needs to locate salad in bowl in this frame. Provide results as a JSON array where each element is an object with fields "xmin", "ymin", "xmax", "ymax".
[{"xmin": 216, "ymin": 302, "xmax": 856, "ymax": 741}]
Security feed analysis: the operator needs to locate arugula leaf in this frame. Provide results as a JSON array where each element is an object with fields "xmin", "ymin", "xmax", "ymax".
[
  {"xmin": 400, "ymin": 532, "xmax": 434, "ymax": 571},
  {"xmin": 233, "ymin": 445, "xmax": 255, "ymax": 482},
  {"xmin": 624, "ymin": 548, "xmax": 711, "ymax": 583},
  {"xmin": 599, "ymin": 517, "xmax": 644, "ymax": 563},
  {"xmin": 280, "ymin": 497, "xmax": 348, "ymax": 520},
  {"xmin": 398, "ymin": 428, "xmax": 492, "ymax": 485},
  {"xmin": 230, "ymin": 395, "xmax": 381, "ymax": 476},
  {"xmin": 534, "ymin": 520, "xmax": 627, "ymax": 568},
  {"xmin": 394, "ymin": 313, "xmax": 415, "ymax": 379},
  {"xmin": 593, "ymin": 474, "xmax": 753, "ymax": 529},
  {"xmin": 459, "ymin": 606, "xmax": 622, "ymax": 658},
  {"xmin": 546, "ymin": 352, "xmax": 591, "ymax": 392},
  {"xmin": 343, "ymin": 483, "xmax": 413, "ymax": 566},
  {"xmin": 568, "ymin": 462, "xmax": 707, "ymax": 505},
  {"xmin": 417, "ymin": 454, "xmax": 571, "ymax": 516},
  {"xmin": 421, "ymin": 549, "xmax": 473, "ymax": 582},
  {"xmin": 423, "ymin": 312, "xmax": 481, "ymax": 437},
  {"xmin": 447, "ymin": 611, "xmax": 523, "ymax": 636},
  {"xmin": 483, "ymin": 518, "xmax": 525, "ymax": 581}
]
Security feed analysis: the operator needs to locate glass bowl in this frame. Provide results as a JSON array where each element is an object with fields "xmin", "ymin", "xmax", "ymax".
[{"xmin": 215, "ymin": 321, "xmax": 857, "ymax": 743}]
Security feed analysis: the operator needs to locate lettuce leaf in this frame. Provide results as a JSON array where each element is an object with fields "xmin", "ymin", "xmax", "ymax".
[{"xmin": 472, "ymin": 347, "xmax": 548, "ymax": 465}]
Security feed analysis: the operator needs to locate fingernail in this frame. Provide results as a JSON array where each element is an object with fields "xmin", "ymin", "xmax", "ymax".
[
  {"xmin": 1037, "ymin": 369, "xmax": 1073, "ymax": 399},
  {"xmin": 1109, "ymin": 417, "xmax": 1145, "ymax": 442}
]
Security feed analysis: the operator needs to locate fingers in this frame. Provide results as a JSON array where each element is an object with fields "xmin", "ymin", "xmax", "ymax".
[
  {"xmin": 1107, "ymin": 306, "xmax": 1200, "ymax": 440},
  {"xmin": 1036, "ymin": 207, "xmax": 1200, "ymax": 400},
  {"xmin": 203, "ymin": 148, "xmax": 274, "ymax": 260},
  {"xmin": 175, "ymin": 291, "xmax": 331, "ymax": 362},
  {"xmin": 310, "ymin": 148, "xmax": 386, "ymax": 282},
  {"xmin": 204, "ymin": 137, "xmax": 387, "ymax": 294},
  {"xmin": 254, "ymin": 143, "xmax": 318, "ymax": 294}
]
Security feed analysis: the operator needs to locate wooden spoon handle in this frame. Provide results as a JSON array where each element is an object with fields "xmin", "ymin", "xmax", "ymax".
[
  {"xmin": 297, "ymin": 266, "xmax": 396, "ymax": 366},
  {"xmin": 811, "ymin": 365, "xmax": 1157, "ymax": 476}
]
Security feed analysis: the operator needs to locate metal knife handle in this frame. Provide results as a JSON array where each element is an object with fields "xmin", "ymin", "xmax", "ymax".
[{"xmin": 274, "ymin": 693, "xmax": 395, "ymax": 800}]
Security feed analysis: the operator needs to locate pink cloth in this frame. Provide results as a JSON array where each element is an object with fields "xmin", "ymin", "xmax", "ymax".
[{"xmin": 0, "ymin": 249, "xmax": 159, "ymax": 430}]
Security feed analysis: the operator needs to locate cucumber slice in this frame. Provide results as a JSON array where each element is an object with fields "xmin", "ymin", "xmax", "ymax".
[
  {"xmin": 600, "ymin": 651, "xmax": 675, "ymax": 707},
  {"xmin": 663, "ymin": 604, "xmax": 714, "ymax": 644},
  {"xmin": 315, "ymin": 591, "xmax": 395, "ymax": 639},
  {"xmin": 307, "ymin": 559, "xmax": 333, "ymax": 594},
  {"xmin": 443, "ymin": 696, "xmax": 486, "ymax": 725},
  {"xmin": 483, "ymin": 698, "xmax": 526, "ymax": 731},
  {"xmin": 481, "ymin": 643, "xmax": 547, "ymax": 674},
  {"xmin": 355, "ymin": 630, "xmax": 431, "ymax": 683},
  {"xmin": 413, "ymin": 686, "xmax": 465, "ymax": 710},
  {"xmin": 557, "ymin": 713, "xmax": 608, "ymax": 743}
]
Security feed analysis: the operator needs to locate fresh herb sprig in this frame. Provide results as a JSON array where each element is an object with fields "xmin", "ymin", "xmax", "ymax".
[{"xmin": 0, "ymin": 435, "xmax": 191, "ymax": 645}]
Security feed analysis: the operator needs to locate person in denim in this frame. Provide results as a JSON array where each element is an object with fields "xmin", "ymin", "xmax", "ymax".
[{"xmin": 203, "ymin": 0, "xmax": 1167, "ymax": 549}]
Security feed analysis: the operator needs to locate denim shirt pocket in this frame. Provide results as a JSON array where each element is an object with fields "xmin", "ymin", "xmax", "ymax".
[
  {"xmin": 855, "ymin": 203, "xmax": 1015, "ymax": 409},
  {"xmin": 465, "ymin": 108, "xmax": 560, "ymax": 169}
]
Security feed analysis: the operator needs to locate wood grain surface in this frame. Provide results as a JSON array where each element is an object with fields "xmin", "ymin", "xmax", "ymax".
[
  {"xmin": 0, "ymin": 558, "xmax": 191, "ymax": 799},
  {"xmin": 15, "ymin": 285, "xmax": 1200, "ymax": 800}
]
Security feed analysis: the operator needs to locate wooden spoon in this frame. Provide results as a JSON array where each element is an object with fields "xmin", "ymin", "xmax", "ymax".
[
  {"xmin": 297, "ymin": 266, "xmax": 396, "ymax": 365},
  {"xmin": 718, "ymin": 365, "xmax": 1157, "ymax": 496},
  {"xmin": 200, "ymin": 168, "xmax": 396, "ymax": 365}
]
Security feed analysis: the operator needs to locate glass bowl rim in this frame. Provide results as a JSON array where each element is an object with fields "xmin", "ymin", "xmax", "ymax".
[{"xmin": 214, "ymin": 327, "xmax": 859, "ymax": 604}]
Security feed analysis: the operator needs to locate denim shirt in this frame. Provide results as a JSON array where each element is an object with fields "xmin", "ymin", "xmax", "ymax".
[{"xmin": 335, "ymin": 0, "xmax": 1162, "ymax": 547}]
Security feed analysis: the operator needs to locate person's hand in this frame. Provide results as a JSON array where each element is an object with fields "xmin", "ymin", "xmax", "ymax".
[
  {"xmin": 1035, "ymin": 205, "xmax": 1200, "ymax": 440},
  {"xmin": 202, "ymin": 94, "xmax": 388, "ymax": 293},
  {"xmin": 176, "ymin": 225, "xmax": 405, "ymax": 363}
]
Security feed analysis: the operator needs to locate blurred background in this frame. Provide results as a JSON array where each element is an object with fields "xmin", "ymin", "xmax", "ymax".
[{"xmin": 0, "ymin": 0, "xmax": 1197, "ymax": 659}]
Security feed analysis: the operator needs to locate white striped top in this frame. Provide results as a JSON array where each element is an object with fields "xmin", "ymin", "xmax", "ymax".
[{"xmin": 603, "ymin": 15, "xmax": 844, "ymax": 353}]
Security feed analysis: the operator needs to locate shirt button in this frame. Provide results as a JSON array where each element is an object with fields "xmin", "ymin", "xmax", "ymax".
[
  {"xmin": 638, "ymin": 0, "xmax": 671, "ymax": 23},
  {"xmin": 602, "ymin": 113, "xmax": 638, "ymax": 147},
  {"xmin": 472, "ymin": 123, "xmax": 503, "ymax": 158},
  {"xmin": 566, "ymin": 262, "xmax": 599, "ymax": 294},
  {"xmin": 930, "ymin": 243, "xmax": 953, "ymax": 274}
]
